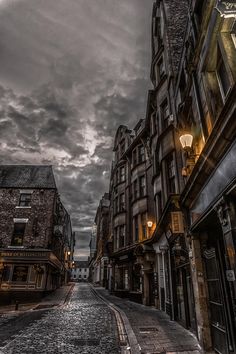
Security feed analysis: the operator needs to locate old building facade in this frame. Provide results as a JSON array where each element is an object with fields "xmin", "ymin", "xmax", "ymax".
[
  {"xmin": 0, "ymin": 165, "xmax": 74, "ymax": 304},
  {"xmin": 91, "ymin": 1, "xmax": 236, "ymax": 353}
]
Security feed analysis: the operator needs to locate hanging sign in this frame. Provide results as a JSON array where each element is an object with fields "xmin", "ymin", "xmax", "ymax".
[{"xmin": 216, "ymin": 1, "xmax": 236, "ymax": 17}]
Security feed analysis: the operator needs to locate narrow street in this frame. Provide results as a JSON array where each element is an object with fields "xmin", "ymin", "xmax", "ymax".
[
  {"xmin": 0, "ymin": 283, "xmax": 201, "ymax": 354},
  {"xmin": 0, "ymin": 284, "xmax": 120, "ymax": 354}
]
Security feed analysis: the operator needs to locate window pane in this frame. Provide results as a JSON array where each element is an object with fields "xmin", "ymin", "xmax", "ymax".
[
  {"xmin": 19, "ymin": 193, "xmax": 31, "ymax": 206},
  {"xmin": 11, "ymin": 223, "xmax": 26, "ymax": 246},
  {"xmin": 12, "ymin": 265, "xmax": 29, "ymax": 282}
]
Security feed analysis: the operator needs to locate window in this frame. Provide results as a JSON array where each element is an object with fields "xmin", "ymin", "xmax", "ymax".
[
  {"xmin": 132, "ymin": 149, "xmax": 137, "ymax": 166},
  {"xmin": 12, "ymin": 265, "xmax": 29, "ymax": 282},
  {"xmin": 151, "ymin": 112, "xmax": 158, "ymax": 135},
  {"xmin": 156, "ymin": 192, "xmax": 162, "ymax": 221},
  {"xmin": 120, "ymin": 193, "xmax": 125, "ymax": 211},
  {"xmin": 116, "ymin": 170, "xmax": 119, "ymax": 184},
  {"xmin": 120, "ymin": 166, "xmax": 125, "ymax": 182},
  {"xmin": 84, "ymin": 275, "xmax": 87, "ymax": 278},
  {"xmin": 11, "ymin": 223, "xmax": 26, "ymax": 246},
  {"xmin": 217, "ymin": 52, "xmax": 231, "ymax": 98},
  {"xmin": 114, "ymin": 196, "xmax": 118, "ymax": 214},
  {"xmin": 119, "ymin": 225, "xmax": 125, "ymax": 248},
  {"xmin": 161, "ymin": 100, "xmax": 170, "ymax": 130},
  {"xmin": 79, "ymin": 275, "xmax": 81, "ymax": 278},
  {"xmin": 19, "ymin": 193, "xmax": 31, "ymax": 207},
  {"xmin": 134, "ymin": 216, "xmax": 139, "ymax": 242},
  {"xmin": 166, "ymin": 154, "xmax": 176, "ymax": 194},
  {"xmin": 155, "ymin": 57, "xmax": 165, "ymax": 82},
  {"xmin": 120, "ymin": 141, "xmax": 125, "ymax": 156},
  {"xmin": 133, "ymin": 180, "xmax": 138, "ymax": 199},
  {"xmin": 138, "ymin": 145, "xmax": 145, "ymax": 163},
  {"xmin": 141, "ymin": 213, "xmax": 147, "ymax": 239},
  {"xmin": 139, "ymin": 176, "xmax": 146, "ymax": 197}
]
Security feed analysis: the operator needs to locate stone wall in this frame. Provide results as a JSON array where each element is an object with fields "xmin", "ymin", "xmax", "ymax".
[{"xmin": 0, "ymin": 188, "xmax": 56, "ymax": 248}]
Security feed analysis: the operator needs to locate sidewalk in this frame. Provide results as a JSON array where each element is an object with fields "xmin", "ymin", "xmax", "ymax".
[
  {"xmin": 94, "ymin": 287, "xmax": 202, "ymax": 354},
  {"xmin": 0, "ymin": 283, "xmax": 74, "ymax": 314}
]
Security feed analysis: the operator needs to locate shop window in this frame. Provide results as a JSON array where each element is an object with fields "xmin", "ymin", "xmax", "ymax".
[
  {"xmin": 161, "ymin": 99, "xmax": 170, "ymax": 130},
  {"xmin": 19, "ymin": 193, "xmax": 31, "ymax": 207},
  {"xmin": 138, "ymin": 145, "xmax": 145, "ymax": 163},
  {"xmin": 11, "ymin": 223, "xmax": 26, "ymax": 246},
  {"xmin": 134, "ymin": 216, "xmax": 139, "ymax": 242},
  {"xmin": 120, "ymin": 166, "xmax": 125, "ymax": 182},
  {"xmin": 166, "ymin": 154, "xmax": 176, "ymax": 194},
  {"xmin": 216, "ymin": 50, "xmax": 231, "ymax": 99},
  {"xmin": 133, "ymin": 180, "xmax": 138, "ymax": 199},
  {"xmin": 2, "ymin": 265, "xmax": 11, "ymax": 281},
  {"xmin": 12, "ymin": 265, "xmax": 29, "ymax": 282},
  {"xmin": 139, "ymin": 176, "xmax": 146, "ymax": 197},
  {"xmin": 119, "ymin": 193, "xmax": 125, "ymax": 211}
]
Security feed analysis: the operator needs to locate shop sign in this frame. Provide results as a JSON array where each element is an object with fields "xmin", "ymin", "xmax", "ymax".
[
  {"xmin": 216, "ymin": 1, "xmax": 236, "ymax": 17},
  {"xmin": 0, "ymin": 251, "xmax": 47, "ymax": 258},
  {"xmin": 171, "ymin": 212, "xmax": 184, "ymax": 233}
]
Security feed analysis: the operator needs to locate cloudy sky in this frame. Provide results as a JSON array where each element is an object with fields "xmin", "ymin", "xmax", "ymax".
[{"xmin": 0, "ymin": 0, "xmax": 152, "ymax": 259}]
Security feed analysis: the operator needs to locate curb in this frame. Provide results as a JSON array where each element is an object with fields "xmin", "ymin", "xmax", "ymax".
[{"xmin": 91, "ymin": 286, "xmax": 140, "ymax": 354}]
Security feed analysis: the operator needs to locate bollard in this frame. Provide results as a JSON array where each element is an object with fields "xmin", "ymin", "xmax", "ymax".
[{"xmin": 15, "ymin": 300, "xmax": 19, "ymax": 311}]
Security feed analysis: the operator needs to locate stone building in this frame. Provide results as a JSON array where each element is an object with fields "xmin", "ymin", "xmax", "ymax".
[
  {"xmin": 109, "ymin": 122, "xmax": 156, "ymax": 305},
  {"xmin": 92, "ymin": 193, "xmax": 110, "ymax": 286},
  {"xmin": 0, "ymin": 165, "xmax": 74, "ymax": 304},
  {"xmin": 71, "ymin": 260, "xmax": 89, "ymax": 282},
  {"xmin": 92, "ymin": 1, "xmax": 236, "ymax": 353},
  {"xmin": 174, "ymin": 1, "xmax": 236, "ymax": 352}
]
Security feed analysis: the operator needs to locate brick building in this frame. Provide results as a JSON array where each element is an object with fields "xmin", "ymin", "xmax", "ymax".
[{"xmin": 0, "ymin": 165, "xmax": 74, "ymax": 304}]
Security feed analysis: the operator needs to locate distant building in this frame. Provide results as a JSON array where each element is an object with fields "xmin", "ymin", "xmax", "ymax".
[
  {"xmin": 71, "ymin": 261, "xmax": 89, "ymax": 281},
  {"xmin": 0, "ymin": 165, "xmax": 74, "ymax": 304}
]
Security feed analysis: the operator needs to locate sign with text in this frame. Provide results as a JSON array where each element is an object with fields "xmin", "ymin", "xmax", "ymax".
[{"xmin": 171, "ymin": 212, "xmax": 184, "ymax": 234}]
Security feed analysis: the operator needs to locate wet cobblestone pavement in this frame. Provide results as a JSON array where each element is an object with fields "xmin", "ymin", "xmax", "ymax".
[{"xmin": 0, "ymin": 284, "xmax": 120, "ymax": 354}]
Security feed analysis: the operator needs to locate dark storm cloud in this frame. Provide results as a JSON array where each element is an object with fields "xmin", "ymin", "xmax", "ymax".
[{"xmin": 0, "ymin": 0, "xmax": 152, "ymax": 259}]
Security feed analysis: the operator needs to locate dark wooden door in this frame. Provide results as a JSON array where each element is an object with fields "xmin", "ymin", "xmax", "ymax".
[{"xmin": 204, "ymin": 248, "xmax": 228, "ymax": 354}]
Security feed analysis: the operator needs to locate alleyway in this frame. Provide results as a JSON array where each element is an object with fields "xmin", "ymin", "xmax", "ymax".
[{"xmin": 0, "ymin": 283, "xmax": 202, "ymax": 354}]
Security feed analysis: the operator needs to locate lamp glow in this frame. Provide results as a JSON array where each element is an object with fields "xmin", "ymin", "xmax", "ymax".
[
  {"xmin": 147, "ymin": 221, "xmax": 153, "ymax": 228},
  {"xmin": 179, "ymin": 133, "xmax": 193, "ymax": 150}
]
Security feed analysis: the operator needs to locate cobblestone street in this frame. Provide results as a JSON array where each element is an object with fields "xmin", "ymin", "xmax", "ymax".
[
  {"xmin": 0, "ymin": 284, "xmax": 120, "ymax": 354},
  {"xmin": 0, "ymin": 284, "xmax": 202, "ymax": 354}
]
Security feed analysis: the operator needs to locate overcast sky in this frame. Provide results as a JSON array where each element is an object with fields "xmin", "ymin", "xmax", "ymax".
[{"xmin": 0, "ymin": 0, "xmax": 152, "ymax": 259}]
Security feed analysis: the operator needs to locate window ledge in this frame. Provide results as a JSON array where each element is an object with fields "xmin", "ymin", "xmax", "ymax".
[{"xmin": 15, "ymin": 206, "xmax": 31, "ymax": 209}]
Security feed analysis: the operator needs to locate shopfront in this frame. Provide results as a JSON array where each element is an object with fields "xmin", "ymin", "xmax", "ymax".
[{"xmin": 0, "ymin": 249, "xmax": 63, "ymax": 304}]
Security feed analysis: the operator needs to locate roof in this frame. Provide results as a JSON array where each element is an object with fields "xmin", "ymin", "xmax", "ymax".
[
  {"xmin": 0, "ymin": 165, "xmax": 56, "ymax": 189},
  {"xmin": 75, "ymin": 261, "xmax": 89, "ymax": 268}
]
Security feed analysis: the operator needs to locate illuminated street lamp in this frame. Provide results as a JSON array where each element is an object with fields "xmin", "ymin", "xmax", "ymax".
[
  {"xmin": 179, "ymin": 133, "xmax": 193, "ymax": 151},
  {"xmin": 147, "ymin": 221, "xmax": 153, "ymax": 228}
]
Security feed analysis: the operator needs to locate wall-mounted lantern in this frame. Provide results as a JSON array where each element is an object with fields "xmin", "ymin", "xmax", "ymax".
[
  {"xmin": 147, "ymin": 221, "xmax": 153, "ymax": 228},
  {"xmin": 179, "ymin": 133, "xmax": 193, "ymax": 150},
  {"xmin": 179, "ymin": 132, "xmax": 196, "ymax": 177}
]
